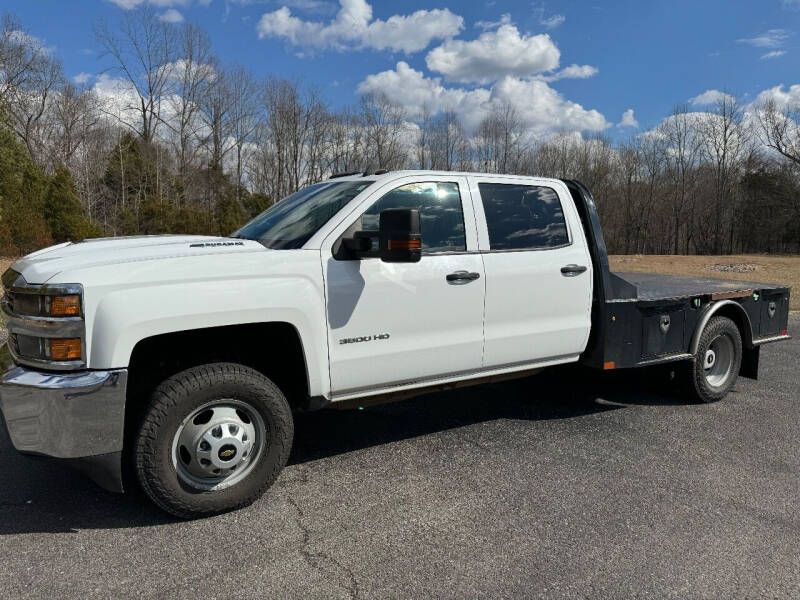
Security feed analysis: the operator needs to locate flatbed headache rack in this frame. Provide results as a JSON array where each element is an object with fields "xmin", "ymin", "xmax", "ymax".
[{"xmin": 562, "ymin": 179, "xmax": 791, "ymax": 379}]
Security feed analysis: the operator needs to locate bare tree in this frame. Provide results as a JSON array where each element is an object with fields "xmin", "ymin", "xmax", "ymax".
[
  {"xmin": 359, "ymin": 92, "xmax": 409, "ymax": 171},
  {"xmin": 161, "ymin": 23, "xmax": 214, "ymax": 186},
  {"xmin": 697, "ymin": 95, "xmax": 749, "ymax": 252},
  {"xmin": 757, "ymin": 97, "xmax": 800, "ymax": 167},
  {"xmin": 225, "ymin": 64, "xmax": 260, "ymax": 199},
  {"xmin": 95, "ymin": 7, "xmax": 178, "ymax": 143},
  {"xmin": 661, "ymin": 105, "xmax": 703, "ymax": 253}
]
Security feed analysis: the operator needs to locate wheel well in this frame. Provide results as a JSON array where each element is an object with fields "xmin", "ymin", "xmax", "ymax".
[
  {"xmin": 711, "ymin": 303, "xmax": 754, "ymax": 349},
  {"xmin": 124, "ymin": 322, "xmax": 309, "ymax": 449}
]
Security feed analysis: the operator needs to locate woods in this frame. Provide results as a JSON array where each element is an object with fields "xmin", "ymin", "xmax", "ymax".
[{"xmin": 1, "ymin": 9, "xmax": 799, "ymax": 257}]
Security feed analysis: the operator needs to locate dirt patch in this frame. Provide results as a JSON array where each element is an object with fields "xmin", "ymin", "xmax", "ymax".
[
  {"xmin": 609, "ymin": 254, "xmax": 800, "ymax": 310},
  {"xmin": 707, "ymin": 263, "xmax": 759, "ymax": 273}
]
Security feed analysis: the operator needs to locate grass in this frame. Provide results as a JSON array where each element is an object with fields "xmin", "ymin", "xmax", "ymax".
[{"xmin": 609, "ymin": 254, "xmax": 799, "ymax": 310}]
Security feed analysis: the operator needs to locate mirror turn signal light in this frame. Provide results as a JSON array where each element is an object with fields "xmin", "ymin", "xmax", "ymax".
[
  {"xmin": 387, "ymin": 238, "xmax": 421, "ymax": 250},
  {"xmin": 48, "ymin": 295, "xmax": 81, "ymax": 316},
  {"xmin": 48, "ymin": 338, "xmax": 82, "ymax": 361}
]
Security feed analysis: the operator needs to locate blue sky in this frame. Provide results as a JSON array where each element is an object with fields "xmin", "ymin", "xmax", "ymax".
[{"xmin": 5, "ymin": 0, "xmax": 800, "ymax": 140}]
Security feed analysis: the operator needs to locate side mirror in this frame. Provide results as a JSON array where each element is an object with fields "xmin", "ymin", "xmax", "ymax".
[
  {"xmin": 378, "ymin": 208, "xmax": 421, "ymax": 263},
  {"xmin": 339, "ymin": 208, "xmax": 422, "ymax": 262}
]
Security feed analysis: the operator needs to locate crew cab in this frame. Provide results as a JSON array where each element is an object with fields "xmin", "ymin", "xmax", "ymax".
[{"xmin": 0, "ymin": 171, "xmax": 791, "ymax": 518}]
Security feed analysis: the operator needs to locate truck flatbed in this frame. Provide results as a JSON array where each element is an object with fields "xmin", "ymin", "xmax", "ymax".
[
  {"xmin": 562, "ymin": 179, "xmax": 791, "ymax": 374},
  {"xmin": 611, "ymin": 271, "xmax": 788, "ymax": 303}
]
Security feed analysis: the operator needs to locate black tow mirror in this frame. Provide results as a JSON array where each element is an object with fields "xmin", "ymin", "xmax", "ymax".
[
  {"xmin": 378, "ymin": 208, "xmax": 421, "ymax": 263},
  {"xmin": 340, "ymin": 208, "xmax": 422, "ymax": 262}
]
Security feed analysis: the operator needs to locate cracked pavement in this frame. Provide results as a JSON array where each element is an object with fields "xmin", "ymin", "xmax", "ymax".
[{"xmin": 0, "ymin": 315, "xmax": 798, "ymax": 598}]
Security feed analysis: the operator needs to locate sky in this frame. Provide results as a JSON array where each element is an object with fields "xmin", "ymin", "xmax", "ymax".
[{"xmin": 5, "ymin": 0, "xmax": 800, "ymax": 141}]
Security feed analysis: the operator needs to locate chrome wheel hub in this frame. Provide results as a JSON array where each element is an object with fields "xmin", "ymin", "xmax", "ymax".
[
  {"xmin": 172, "ymin": 401, "xmax": 265, "ymax": 491},
  {"xmin": 704, "ymin": 349, "xmax": 716, "ymax": 369}
]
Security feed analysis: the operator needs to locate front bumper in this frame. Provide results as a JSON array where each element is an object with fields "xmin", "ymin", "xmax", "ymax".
[{"xmin": 0, "ymin": 344, "xmax": 127, "ymax": 492}]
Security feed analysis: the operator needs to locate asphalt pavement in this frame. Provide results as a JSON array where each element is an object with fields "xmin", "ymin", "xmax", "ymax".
[{"xmin": 0, "ymin": 316, "xmax": 798, "ymax": 599}]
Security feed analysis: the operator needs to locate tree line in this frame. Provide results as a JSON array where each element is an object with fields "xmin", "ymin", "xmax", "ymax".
[{"xmin": 1, "ymin": 8, "xmax": 799, "ymax": 257}]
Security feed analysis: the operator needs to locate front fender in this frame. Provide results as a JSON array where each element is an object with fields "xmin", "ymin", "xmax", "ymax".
[{"xmin": 53, "ymin": 251, "xmax": 330, "ymax": 398}]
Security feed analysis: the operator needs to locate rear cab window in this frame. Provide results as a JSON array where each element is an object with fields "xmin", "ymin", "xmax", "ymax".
[{"xmin": 477, "ymin": 182, "xmax": 570, "ymax": 251}]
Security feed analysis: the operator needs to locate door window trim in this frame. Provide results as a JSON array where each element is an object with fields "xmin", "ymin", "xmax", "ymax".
[
  {"xmin": 321, "ymin": 175, "xmax": 479, "ymax": 258},
  {"xmin": 468, "ymin": 176, "xmax": 578, "ymax": 253}
]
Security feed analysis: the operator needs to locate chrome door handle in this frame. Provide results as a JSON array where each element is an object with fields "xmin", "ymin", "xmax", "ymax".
[
  {"xmin": 446, "ymin": 271, "xmax": 481, "ymax": 282},
  {"xmin": 560, "ymin": 264, "xmax": 587, "ymax": 276}
]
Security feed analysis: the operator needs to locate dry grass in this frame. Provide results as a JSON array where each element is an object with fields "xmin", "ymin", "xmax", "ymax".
[{"xmin": 610, "ymin": 254, "xmax": 799, "ymax": 310}]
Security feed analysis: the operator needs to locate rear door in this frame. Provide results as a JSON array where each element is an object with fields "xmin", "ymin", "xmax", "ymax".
[
  {"xmin": 469, "ymin": 176, "xmax": 593, "ymax": 368},
  {"xmin": 322, "ymin": 175, "xmax": 485, "ymax": 396}
]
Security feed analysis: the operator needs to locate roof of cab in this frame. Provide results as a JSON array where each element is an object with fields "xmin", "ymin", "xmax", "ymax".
[{"xmin": 328, "ymin": 169, "xmax": 559, "ymax": 184}]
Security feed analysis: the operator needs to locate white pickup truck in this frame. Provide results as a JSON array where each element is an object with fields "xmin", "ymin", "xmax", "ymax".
[{"xmin": 0, "ymin": 170, "xmax": 791, "ymax": 518}]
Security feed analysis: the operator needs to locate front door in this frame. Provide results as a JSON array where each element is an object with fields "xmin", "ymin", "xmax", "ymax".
[{"xmin": 323, "ymin": 176, "xmax": 485, "ymax": 396}]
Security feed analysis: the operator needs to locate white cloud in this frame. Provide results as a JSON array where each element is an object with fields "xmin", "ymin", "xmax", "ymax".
[
  {"xmin": 159, "ymin": 8, "xmax": 185, "ymax": 22},
  {"xmin": 540, "ymin": 63, "xmax": 598, "ymax": 82},
  {"xmin": 280, "ymin": 0, "xmax": 337, "ymax": 13},
  {"xmin": 257, "ymin": 0, "xmax": 464, "ymax": 54},
  {"xmin": 108, "ymin": 0, "xmax": 212, "ymax": 9},
  {"xmin": 689, "ymin": 89, "xmax": 736, "ymax": 106},
  {"xmin": 475, "ymin": 13, "xmax": 512, "ymax": 31},
  {"xmin": 6, "ymin": 29, "xmax": 53, "ymax": 55},
  {"xmin": 540, "ymin": 14, "xmax": 565, "ymax": 29},
  {"xmin": 357, "ymin": 61, "xmax": 608, "ymax": 136},
  {"xmin": 425, "ymin": 24, "xmax": 560, "ymax": 84},
  {"xmin": 618, "ymin": 109, "xmax": 638, "ymax": 128},
  {"xmin": 752, "ymin": 84, "xmax": 800, "ymax": 110},
  {"xmin": 761, "ymin": 50, "xmax": 787, "ymax": 59},
  {"xmin": 737, "ymin": 29, "xmax": 789, "ymax": 48},
  {"xmin": 73, "ymin": 72, "xmax": 92, "ymax": 85}
]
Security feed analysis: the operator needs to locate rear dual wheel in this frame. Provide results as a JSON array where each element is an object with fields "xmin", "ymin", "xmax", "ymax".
[
  {"xmin": 686, "ymin": 316, "xmax": 742, "ymax": 403},
  {"xmin": 134, "ymin": 363, "xmax": 293, "ymax": 519}
]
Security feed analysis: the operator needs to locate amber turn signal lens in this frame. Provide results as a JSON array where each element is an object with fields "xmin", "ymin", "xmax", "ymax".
[
  {"xmin": 49, "ymin": 338, "xmax": 82, "ymax": 360},
  {"xmin": 388, "ymin": 238, "xmax": 421, "ymax": 250},
  {"xmin": 49, "ymin": 295, "xmax": 81, "ymax": 316}
]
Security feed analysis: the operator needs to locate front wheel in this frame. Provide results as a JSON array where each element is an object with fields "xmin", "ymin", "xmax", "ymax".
[
  {"xmin": 134, "ymin": 363, "xmax": 293, "ymax": 519},
  {"xmin": 686, "ymin": 316, "xmax": 742, "ymax": 403}
]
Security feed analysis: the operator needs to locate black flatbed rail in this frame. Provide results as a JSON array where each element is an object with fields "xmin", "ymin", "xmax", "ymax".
[{"xmin": 562, "ymin": 180, "xmax": 791, "ymax": 378}]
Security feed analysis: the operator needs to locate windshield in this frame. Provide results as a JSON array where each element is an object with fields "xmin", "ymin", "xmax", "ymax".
[{"xmin": 232, "ymin": 180, "xmax": 373, "ymax": 249}]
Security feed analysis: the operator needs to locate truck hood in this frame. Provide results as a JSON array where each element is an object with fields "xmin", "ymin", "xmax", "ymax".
[{"xmin": 10, "ymin": 235, "xmax": 266, "ymax": 284}]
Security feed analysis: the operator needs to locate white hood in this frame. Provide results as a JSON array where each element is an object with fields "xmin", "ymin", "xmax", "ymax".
[{"xmin": 10, "ymin": 235, "xmax": 266, "ymax": 284}]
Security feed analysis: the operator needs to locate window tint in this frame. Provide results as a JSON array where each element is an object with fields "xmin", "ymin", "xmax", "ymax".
[
  {"xmin": 478, "ymin": 183, "xmax": 569, "ymax": 250},
  {"xmin": 358, "ymin": 182, "xmax": 466, "ymax": 253}
]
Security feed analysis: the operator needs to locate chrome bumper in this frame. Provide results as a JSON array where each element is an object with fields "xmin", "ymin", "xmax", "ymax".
[{"xmin": 0, "ymin": 344, "xmax": 127, "ymax": 492}]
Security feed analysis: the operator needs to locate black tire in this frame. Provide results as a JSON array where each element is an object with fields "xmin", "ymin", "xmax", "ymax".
[
  {"xmin": 686, "ymin": 316, "xmax": 742, "ymax": 403},
  {"xmin": 134, "ymin": 363, "xmax": 293, "ymax": 519}
]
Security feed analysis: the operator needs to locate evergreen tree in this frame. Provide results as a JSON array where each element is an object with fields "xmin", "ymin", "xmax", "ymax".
[{"xmin": 44, "ymin": 167, "xmax": 102, "ymax": 243}]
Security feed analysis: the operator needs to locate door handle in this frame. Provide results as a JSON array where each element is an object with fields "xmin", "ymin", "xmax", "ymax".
[
  {"xmin": 560, "ymin": 264, "xmax": 587, "ymax": 276},
  {"xmin": 446, "ymin": 271, "xmax": 481, "ymax": 282}
]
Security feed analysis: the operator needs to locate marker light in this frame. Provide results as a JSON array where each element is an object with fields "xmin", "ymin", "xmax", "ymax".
[
  {"xmin": 48, "ymin": 295, "xmax": 81, "ymax": 317},
  {"xmin": 388, "ymin": 239, "xmax": 422, "ymax": 250},
  {"xmin": 48, "ymin": 338, "xmax": 82, "ymax": 360}
]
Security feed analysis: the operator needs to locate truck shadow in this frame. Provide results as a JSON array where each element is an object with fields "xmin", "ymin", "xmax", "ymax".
[{"xmin": 0, "ymin": 364, "xmax": 688, "ymax": 534}]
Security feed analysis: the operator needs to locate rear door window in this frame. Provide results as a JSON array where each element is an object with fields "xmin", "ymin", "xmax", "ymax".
[{"xmin": 478, "ymin": 183, "xmax": 569, "ymax": 251}]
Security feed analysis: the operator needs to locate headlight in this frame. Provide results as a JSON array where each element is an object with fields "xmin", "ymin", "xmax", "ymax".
[{"xmin": 2, "ymin": 269, "xmax": 86, "ymax": 370}]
